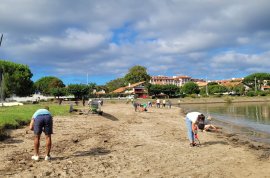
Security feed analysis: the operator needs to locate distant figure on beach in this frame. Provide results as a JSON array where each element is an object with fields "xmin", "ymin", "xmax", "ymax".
[
  {"xmin": 162, "ymin": 99, "xmax": 166, "ymax": 108},
  {"xmin": 185, "ymin": 112, "xmax": 205, "ymax": 147},
  {"xmin": 133, "ymin": 102, "xmax": 138, "ymax": 112},
  {"xmin": 156, "ymin": 99, "xmax": 160, "ymax": 108},
  {"xmin": 58, "ymin": 98, "xmax": 63, "ymax": 105},
  {"xmin": 29, "ymin": 106, "xmax": 53, "ymax": 161},
  {"xmin": 139, "ymin": 103, "xmax": 148, "ymax": 112},
  {"xmin": 167, "ymin": 100, "xmax": 172, "ymax": 108},
  {"xmin": 69, "ymin": 103, "xmax": 74, "ymax": 113}
]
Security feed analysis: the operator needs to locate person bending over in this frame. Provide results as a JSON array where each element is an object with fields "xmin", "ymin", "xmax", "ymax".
[
  {"xmin": 185, "ymin": 112, "xmax": 205, "ymax": 147},
  {"xmin": 29, "ymin": 106, "xmax": 53, "ymax": 161}
]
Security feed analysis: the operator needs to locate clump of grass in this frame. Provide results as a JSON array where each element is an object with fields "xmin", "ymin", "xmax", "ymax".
[
  {"xmin": 110, "ymin": 101, "xmax": 116, "ymax": 104},
  {"xmin": 0, "ymin": 127, "xmax": 10, "ymax": 141}
]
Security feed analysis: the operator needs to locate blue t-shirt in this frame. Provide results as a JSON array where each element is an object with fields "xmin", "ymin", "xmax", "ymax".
[{"xmin": 32, "ymin": 109, "xmax": 51, "ymax": 119}]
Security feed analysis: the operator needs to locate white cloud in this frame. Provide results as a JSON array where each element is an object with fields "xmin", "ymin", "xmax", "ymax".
[
  {"xmin": 1, "ymin": 0, "xmax": 270, "ymax": 83},
  {"xmin": 209, "ymin": 51, "xmax": 270, "ymax": 79}
]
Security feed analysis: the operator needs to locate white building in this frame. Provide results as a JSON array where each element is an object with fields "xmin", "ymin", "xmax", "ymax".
[{"xmin": 150, "ymin": 75, "xmax": 191, "ymax": 87}]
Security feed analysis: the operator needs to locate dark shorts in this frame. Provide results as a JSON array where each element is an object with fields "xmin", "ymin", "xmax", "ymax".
[{"xmin": 34, "ymin": 114, "xmax": 53, "ymax": 135}]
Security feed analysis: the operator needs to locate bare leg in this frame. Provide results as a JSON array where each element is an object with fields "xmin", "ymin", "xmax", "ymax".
[
  {"xmin": 34, "ymin": 135, "xmax": 41, "ymax": 156},
  {"xmin": 210, "ymin": 124, "xmax": 217, "ymax": 130},
  {"xmin": 45, "ymin": 135, "xmax": 52, "ymax": 156}
]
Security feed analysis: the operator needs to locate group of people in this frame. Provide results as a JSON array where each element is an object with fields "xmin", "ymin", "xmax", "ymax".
[
  {"xmin": 29, "ymin": 102, "xmax": 218, "ymax": 161},
  {"xmin": 155, "ymin": 99, "xmax": 172, "ymax": 108}
]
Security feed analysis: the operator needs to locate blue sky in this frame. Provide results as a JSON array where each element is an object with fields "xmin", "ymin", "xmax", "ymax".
[{"xmin": 1, "ymin": 0, "xmax": 270, "ymax": 85}]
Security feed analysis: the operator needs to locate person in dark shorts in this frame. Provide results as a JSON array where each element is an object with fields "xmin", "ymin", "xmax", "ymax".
[{"xmin": 29, "ymin": 106, "xmax": 53, "ymax": 161}]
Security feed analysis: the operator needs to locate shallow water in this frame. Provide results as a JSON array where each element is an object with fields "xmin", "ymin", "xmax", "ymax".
[{"xmin": 179, "ymin": 102, "xmax": 270, "ymax": 143}]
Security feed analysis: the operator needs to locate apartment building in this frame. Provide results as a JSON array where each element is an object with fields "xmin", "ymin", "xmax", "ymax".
[{"xmin": 150, "ymin": 75, "xmax": 191, "ymax": 87}]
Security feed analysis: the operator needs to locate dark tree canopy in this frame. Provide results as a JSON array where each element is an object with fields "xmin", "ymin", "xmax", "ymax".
[
  {"xmin": 181, "ymin": 82, "xmax": 200, "ymax": 94},
  {"xmin": 149, "ymin": 84, "xmax": 179, "ymax": 97},
  {"xmin": 50, "ymin": 87, "xmax": 67, "ymax": 98},
  {"xmin": 124, "ymin": 65, "xmax": 151, "ymax": 84},
  {"xmin": 67, "ymin": 84, "xmax": 89, "ymax": 99},
  {"xmin": 243, "ymin": 73, "xmax": 270, "ymax": 88},
  {"xmin": 106, "ymin": 77, "xmax": 126, "ymax": 92},
  {"xmin": 207, "ymin": 82, "xmax": 218, "ymax": 86},
  {"xmin": 208, "ymin": 85, "xmax": 228, "ymax": 94},
  {"xmin": 35, "ymin": 76, "xmax": 65, "ymax": 95},
  {"xmin": 148, "ymin": 84, "xmax": 163, "ymax": 96},
  {"xmin": 0, "ymin": 60, "xmax": 34, "ymax": 98}
]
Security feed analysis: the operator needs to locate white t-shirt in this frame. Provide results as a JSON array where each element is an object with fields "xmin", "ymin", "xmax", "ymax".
[{"xmin": 186, "ymin": 112, "xmax": 202, "ymax": 123}]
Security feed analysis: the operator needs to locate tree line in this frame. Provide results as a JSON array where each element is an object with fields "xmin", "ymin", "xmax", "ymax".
[
  {"xmin": 0, "ymin": 61, "xmax": 152, "ymax": 100},
  {"xmin": 1, "ymin": 60, "xmax": 270, "ymax": 100}
]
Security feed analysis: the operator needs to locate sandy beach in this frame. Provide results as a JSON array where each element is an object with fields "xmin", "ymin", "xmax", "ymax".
[{"xmin": 0, "ymin": 102, "xmax": 269, "ymax": 178}]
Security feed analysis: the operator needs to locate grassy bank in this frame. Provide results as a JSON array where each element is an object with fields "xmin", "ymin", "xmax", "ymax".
[
  {"xmin": 169, "ymin": 96, "xmax": 270, "ymax": 104},
  {"xmin": 131, "ymin": 96, "xmax": 270, "ymax": 105},
  {"xmin": 0, "ymin": 104, "xmax": 70, "ymax": 139}
]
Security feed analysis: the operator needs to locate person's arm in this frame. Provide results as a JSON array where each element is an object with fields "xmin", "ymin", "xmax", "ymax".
[
  {"xmin": 192, "ymin": 123, "xmax": 197, "ymax": 133},
  {"xmin": 29, "ymin": 118, "xmax": 34, "ymax": 130}
]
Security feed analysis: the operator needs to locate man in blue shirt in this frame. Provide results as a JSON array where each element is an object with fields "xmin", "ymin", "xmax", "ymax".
[{"xmin": 29, "ymin": 106, "xmax": 53, "ymax": 161}]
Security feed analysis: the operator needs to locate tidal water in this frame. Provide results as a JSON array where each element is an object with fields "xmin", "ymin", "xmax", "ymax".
[{"xmin": 180, "ymin": 102, "xmax": 270, "ymax": 143}]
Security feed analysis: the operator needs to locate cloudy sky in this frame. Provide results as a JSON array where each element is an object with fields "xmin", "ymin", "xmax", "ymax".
[{"xmin": 1, "ymin": 0, "xmax": 270, "ymax": 85}]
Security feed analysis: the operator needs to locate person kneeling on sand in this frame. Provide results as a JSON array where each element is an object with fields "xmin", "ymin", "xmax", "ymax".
[
  {"xmin": 29, "ymin": 106, "xmax": 53, "ymax": 161},
  {"xmin": 185, "ymin": 112, "xmax": 205, "ymax": 147},
  {"xmin": 138, "ymin": 103, "xmax": 148, "ymax": 112},
  {"xmin": 203, "ymin": 116, "xmax": 220, "ymax": 132}
]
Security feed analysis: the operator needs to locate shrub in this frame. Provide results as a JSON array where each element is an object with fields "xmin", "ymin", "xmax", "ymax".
[
  {"xmin": 257, "ymin": 91, "xmax": 267, "ymax": 96},
  {"xmin": 246, "ymin": 91, "xmax": 256, "ymax": 97}
]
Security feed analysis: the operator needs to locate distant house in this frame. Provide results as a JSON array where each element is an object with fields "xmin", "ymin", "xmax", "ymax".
[
  {"xmin": 150, "ymin": 75, "xmax": 191, "ymax": 86},
  {"xmin": 215, "ymin": 78, "xmax": 251, "ymax": 92},
  {"xmin": 92, "ymin": 89, "xmax": 106, "ymax": 97},
  {"xmin": 111, "ymin": 81, "xmax": 148, "ymax": 98},
  {"xmin": 261, "ymin": 80, "xmax": 270, "ymax": 91},
  {"xmin": 261, "ymin": 86, "xmax": 270, "ymax": 91}
]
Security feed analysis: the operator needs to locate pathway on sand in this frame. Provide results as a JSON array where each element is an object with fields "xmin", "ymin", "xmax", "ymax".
[{"xmin": 0, "ymin": 103, "xmax": 269, "ymax": 177}]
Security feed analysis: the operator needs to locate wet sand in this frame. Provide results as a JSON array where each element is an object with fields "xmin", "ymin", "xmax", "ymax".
[{"xmin": 0, "ymin": 102, "xmax": 269, "ymax": 177}]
